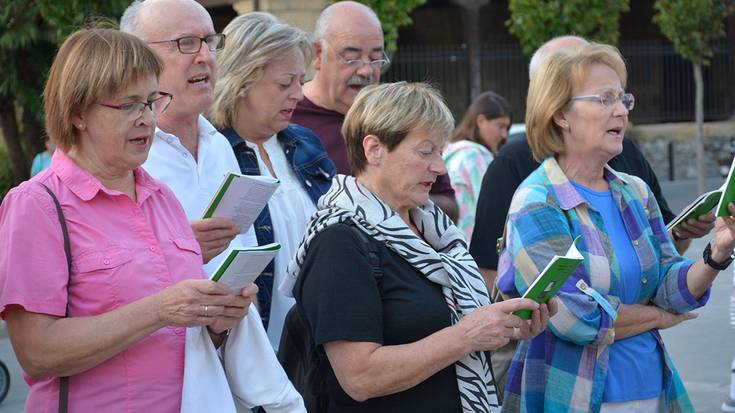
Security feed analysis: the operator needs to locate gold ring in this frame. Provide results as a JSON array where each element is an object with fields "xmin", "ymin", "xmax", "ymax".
[{"xmin": 204, "ymin": 305, "xmax": 209, "ymax": 317}]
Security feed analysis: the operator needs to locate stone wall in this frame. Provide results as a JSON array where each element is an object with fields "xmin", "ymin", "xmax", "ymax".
[{"xmin": 629, "ymin": 121, "xmax": 735, "ymax": 181}]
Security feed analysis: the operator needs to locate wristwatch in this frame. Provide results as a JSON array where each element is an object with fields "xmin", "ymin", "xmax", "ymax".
[{"xmin": 702, "ymin": 243, "xmax": 735, "ymax": 271}]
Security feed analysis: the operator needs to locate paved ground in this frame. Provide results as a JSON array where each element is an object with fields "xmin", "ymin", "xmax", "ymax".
[{"xmin": 0, "ymin": 177, "xmax": 731, "ymax": 412}]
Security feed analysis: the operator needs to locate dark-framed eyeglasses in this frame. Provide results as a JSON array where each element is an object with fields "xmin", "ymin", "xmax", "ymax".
[
  {"xmin": 148, "ymin": 33, "xmax": 225, "ymax": 54},
  {"xmin": 571, "ymin": 91, "xmax": 635, "ymax": 111},
  {"xmin": 98, "ymin": 92, "xmax": 173, "ymax": 120},
  {"xmin": 322, "ymin": 39, "xmax": 390, "ymax": 69}
]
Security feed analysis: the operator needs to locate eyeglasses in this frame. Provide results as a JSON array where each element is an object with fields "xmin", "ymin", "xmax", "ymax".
[
  {"xmin": 98, "ymin": 92, "xmax": 173, "ymax": 120},
  {"xmin": 571, "ymin": 91, "xmax": 635, "ymax": 111},
  {"xmin": 322, "ymin": 39, "xmax": 390, "ymax": 69},
  {"xmin": 148, "ymin": 34, "xmax": 225, "ymax": 54}
]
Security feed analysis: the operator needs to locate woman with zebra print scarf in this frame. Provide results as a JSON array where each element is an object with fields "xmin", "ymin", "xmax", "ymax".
[{"xmin": 281, "ymin": 82, "xmax": 553, "ymax": 413}]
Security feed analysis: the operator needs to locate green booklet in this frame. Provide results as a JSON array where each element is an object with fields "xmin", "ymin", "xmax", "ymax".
[
  {"xmin": 210, "ymin": 242, "xmax": 281, "ymax": 293},
  {"xmin": 201, "ymin": 172, "xmax": 280, "ymax": 234},
  {"xmin": 717, "ymin": 156, "xmax": 735, "ymax": 217},
  {"xmin": 514, "ymin": 235, "xmax": 583, "ymax": 320},
  {"xmin": 667, "ymin": 188, "xmax": 722, "ymax": 232}
]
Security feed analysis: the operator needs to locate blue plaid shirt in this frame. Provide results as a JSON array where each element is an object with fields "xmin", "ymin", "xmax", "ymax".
[{"xmin": 497, "ymin": 157, "xmax": 707, "ymax": 413}]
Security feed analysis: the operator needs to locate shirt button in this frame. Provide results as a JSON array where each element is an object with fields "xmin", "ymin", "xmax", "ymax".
[
  {"xmin": 149, "ymin": 246, "xmax": 156, "ymax": 252},
  {"xmin": 641, "ymin": 277, "xmax": 648, "ymax": 284},
  {"xmin": 103, "ymin": 259, "xmax": 110, "ymax": 265},
  {"xmin": 632, "ymin": 240, "xmax": 639, "ymax": 246},
  {"xmin": 305, "ymin": 180, "xmax": 312, "ymax": 187}
]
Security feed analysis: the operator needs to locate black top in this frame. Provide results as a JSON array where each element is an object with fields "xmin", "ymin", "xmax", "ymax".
[
  {"xmin": 469, "ymin": 135, "xmax": 675, "ymax": 271},
  {"xmin": 294, "ymin": 223, "xmax": 462, "ymax": 413}
]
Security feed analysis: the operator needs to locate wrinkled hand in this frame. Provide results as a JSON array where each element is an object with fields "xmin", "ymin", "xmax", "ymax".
[
  {"xmin": 155, "ymin": 279, "xmax": 235, "ymax": 327},
  {"xmin": 457, "ymin": 298, "xmax": 540, "ymax": 353},
  {"xmin": 190, "ymin": 218, "xmax": 240, "ymax": 263},
  {"xmin": 207, "ymin": 283, "xmax": 259, "ymax": 333},
  {"xmin": 672, "ymin": 212, "xmax": 715, "ymax": 240},
  {"xmin": 711, "ymin": 203, "xmax": 735, "ymax": 258},
  {"xmin": 513, "ymin": 298, "xmax": 557, "ymax": 341},
  {"xmin": 655, "ymin": 306, "xmax": 697, "ymax": 330}
]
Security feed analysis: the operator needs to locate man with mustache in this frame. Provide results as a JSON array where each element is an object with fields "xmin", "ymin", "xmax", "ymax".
[
  {"xmin": 292, "ymin": 1, "xmax": 459, "ymax": 221},
  {"xmin": 121, "ymin": 0, "xmax": 305, "ymax": 410}
]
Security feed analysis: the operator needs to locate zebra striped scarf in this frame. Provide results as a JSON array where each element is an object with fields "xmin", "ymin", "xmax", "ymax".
[{"xmin": 282, "ymin": 174, "xmax": 500, "ymax": 412}]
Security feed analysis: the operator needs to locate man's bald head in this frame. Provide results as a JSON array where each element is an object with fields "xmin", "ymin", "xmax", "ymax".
[
  {"xmin": 528, "ymin": 35, "xmax": 589, "ymax": 79},
  {"xmin": 313, "ymin": 1, "xmax": 381, "ymax": 41},
  {"xmin": 121, "ymin": 0, "xmax": 211, "ymax": 38}
]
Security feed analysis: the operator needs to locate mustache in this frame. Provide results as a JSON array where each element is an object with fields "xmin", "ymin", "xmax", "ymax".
[{"xmin": 347, "ymin": 75, "xmax": 374, "ymax": 87}]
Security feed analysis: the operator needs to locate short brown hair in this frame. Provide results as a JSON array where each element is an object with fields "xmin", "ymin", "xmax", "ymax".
[
  {"xmin": 44, "ymin": 28, "xmax": 163, "ymax": 151},
  {"xmin": 526, "ymin": 43, "xmax": 627, "ymax": 161},
  {"xmin": 342, "ymin": 82, "xmax": 454, "ymax": 175}
]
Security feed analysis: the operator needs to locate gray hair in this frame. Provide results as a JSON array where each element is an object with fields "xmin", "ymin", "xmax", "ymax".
[
  {"xmin": 313, "ymin": 1, "xmax": 380, "ymax": 41},
  {"xmin": 120, "ymin": 0, "xmax": 144, "ymax": 33},
  {"xmin": 210, "ymin": 12, "xmax": 313, "ymax": 129},
  {"xmin": 528, "ymin": 35, "xmax": 589, "ymax": 79}
]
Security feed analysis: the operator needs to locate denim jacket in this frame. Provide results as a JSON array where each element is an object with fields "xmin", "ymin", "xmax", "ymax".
[{"xmin": 221, "ymin": 123, "xmax": 336, "ymax": 328}]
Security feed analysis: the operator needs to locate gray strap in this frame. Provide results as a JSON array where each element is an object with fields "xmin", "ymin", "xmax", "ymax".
[{"xmin": 40, "ymin": 184, "xmax": 70, "ymax": 413}]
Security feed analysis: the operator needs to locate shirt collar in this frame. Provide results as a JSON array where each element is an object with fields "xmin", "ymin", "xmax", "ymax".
[
  {"xmin": 51, "ymin": 149, "xmax": 162, "ymax": 202},
  {"xmin": 541, "ymin": 157, "xmax": 629, "ymax": 211}
]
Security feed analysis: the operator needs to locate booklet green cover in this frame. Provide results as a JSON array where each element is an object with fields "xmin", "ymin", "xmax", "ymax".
[
  {"xmin": 717, "ymin": 156, "xmax": 735, "ymax": 217},
  {"xmin": 210, "ymin": 242, "xmax": 281, "ymax": 293},
  {"xmin": 667, "ymin": 189, "xmax": 722, "ymax": 232},
  {"xmin": 201, "ymin": 172, "xmax": 280, "ymax": 234},
  {"xmin": 514, "ymin": 235, "xmax": 583, "ymax": 320}
]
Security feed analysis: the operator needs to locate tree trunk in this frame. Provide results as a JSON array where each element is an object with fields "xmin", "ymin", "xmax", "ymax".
[
  {"xmin": 460, "ymin": 6, "xmax": 482, "ymax": 101},
  {"xmin": 22, "ymin": 107, "xmax": 45, "ymax": 163},
  {"xmin": 0, "ymin": 96, "xmax": 29, "ymax": 184},
  {"xmin": 694, "ymin": 63, "xmax": 706, "ymax": 194}
]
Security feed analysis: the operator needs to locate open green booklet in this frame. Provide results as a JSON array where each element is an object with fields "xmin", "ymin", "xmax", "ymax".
[
  {"xmin": 513, "ymin": 235, "xmax": 583, "ymax": 320},
  {"xmin": 667, "ymin": 188, "xmax": 722, "ymax": 232},
  {"xmin": 210, "ymin": 243, "xmax": 281, "ymax": 294},
  {"xmin": 202, "ymin": 172, "xmax": 280, "ymax": 234},
  {"xmin": 717, "ymin": 156, "xmax": 735, "ymax": 217}
]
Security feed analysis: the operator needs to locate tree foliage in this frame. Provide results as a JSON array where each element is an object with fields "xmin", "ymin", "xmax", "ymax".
[
  {"xmin": 653, "ymin": 0, "xmax": 728, "ymax": 66},
  {"xmin": 341, "ymin": 0, "xmax": 426, "ymax": 53},
  {"xmin": 0, "ymin": 0, "xmax": 128, "ymax": 189},
  {"xmin": 506, "ymin": 0, "xmax": 630, "ymax": 54}
]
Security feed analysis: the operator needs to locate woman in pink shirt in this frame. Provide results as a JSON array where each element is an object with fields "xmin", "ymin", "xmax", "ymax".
[{"xmin": 0, "ymin": 28, "xmax": 257, "ymax": 412}]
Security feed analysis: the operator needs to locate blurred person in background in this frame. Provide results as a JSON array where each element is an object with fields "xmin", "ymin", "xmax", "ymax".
[
  {"xmin": 292, "ymin": 1, "xmax": 459, "ymax": 221},
  {"xmin": 443, "ymin": 91, "xmax": 511, "ymax": 243}
]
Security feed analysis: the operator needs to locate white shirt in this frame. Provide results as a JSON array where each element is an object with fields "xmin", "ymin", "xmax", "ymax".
[
  {"xmin": 143, "ymin": 116, "xmax": 304, "ymax": 412},
  {"xmin": 143, "ymin": 115, "xmax": 258, "ymax": 275},
  {"xmin": 247, "ymin": 136, "xmax": 317, "ymax": 350}
]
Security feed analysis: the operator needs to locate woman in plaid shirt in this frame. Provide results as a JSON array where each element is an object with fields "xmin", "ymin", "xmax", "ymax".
[{"xmin": 497, "ymin": 43, "xmax": 735, "ymax": 413}]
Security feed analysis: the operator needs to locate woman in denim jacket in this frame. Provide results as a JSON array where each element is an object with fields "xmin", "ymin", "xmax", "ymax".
[{"xmin": 210, "ymin": 12, "xmax": 335, "ymax": 349}]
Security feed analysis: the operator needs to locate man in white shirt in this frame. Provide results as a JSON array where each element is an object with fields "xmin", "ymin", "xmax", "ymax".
[{"xmin": 122, "ymin": 0, "xmax": 305, "ymax": 411}]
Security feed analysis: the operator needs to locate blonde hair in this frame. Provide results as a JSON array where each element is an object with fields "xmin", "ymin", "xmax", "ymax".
[
  {"xmin": 210, "ymin": 12, "xmax": 312, "ymax": 129},
  {"xmin": 342, "ymin": 82, "xmax": 454, "ymax": 175},
  {"xmin": 526, "ymin": 43, "xmax": 627, "ymax": 161},
  {"xmin": 44, "ymin": 28, "xmax": 163, "ymax": 151}
]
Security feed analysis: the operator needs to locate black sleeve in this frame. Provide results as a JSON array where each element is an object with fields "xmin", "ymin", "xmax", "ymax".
[
  {"xmin": 294, "ymin": 224, "xmax": 383, "ymax": 346},
  {"xmin": 469, "ymin": 153, "xmax": 523, "ymax": 270},
  {"xmin": 618, "ymin": 139, "xmax": 676, "ymax": 224}
]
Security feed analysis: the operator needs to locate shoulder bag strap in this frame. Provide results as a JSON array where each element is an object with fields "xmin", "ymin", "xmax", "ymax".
[{"xmin": 40, "ymin": 184, "xmax": 71, "ymax": 413}]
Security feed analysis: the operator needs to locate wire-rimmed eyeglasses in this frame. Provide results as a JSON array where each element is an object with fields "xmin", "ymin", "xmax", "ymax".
[
  {"xmin": 98, "ymin": 92, "xmax": 173, "ymax": 120},
  {"xmin": 322, "ymin": 39, "xmax": 390, "ymax": 69},
  {"xmin": 148, "ymin": 33, "xmax": 225, "ymax": 54},
  {"xmin": 571, "ymin": 91, "xmax": 635, "ymax": 111}
]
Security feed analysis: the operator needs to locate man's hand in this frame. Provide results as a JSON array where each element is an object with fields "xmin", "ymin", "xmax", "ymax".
[
  {"xmin": 672, "ymin": 212, "xmax": 715, "ymax": 240},
  {"xmin": 190, "ymin": 218, "xmax": 240, "ymax": 263}
]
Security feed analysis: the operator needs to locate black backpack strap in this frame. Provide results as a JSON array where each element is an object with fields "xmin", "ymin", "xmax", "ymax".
[
  {"xmin": 40, "ymin": 183, "xmax": 71, "ymax": 413},
  {"xmin": 347, "ymin": 224, "xmax": 383, "ymax": 285}
]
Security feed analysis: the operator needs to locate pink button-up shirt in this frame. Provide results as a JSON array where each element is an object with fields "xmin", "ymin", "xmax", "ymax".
[{"xmin": 0, "ymin": 150, "xmax": 205, "ymax": 412}]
